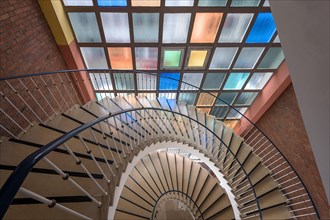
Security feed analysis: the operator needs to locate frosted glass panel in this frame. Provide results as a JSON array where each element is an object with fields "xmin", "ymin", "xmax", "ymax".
[
  {"xmin": 181, "ymin": 73, "xmax": 203, "ymax": 90},
  {"xmin": 227, "ymin": 108, "xmax": 247, "ymax": 119},
  {"xmin": 263, "ymin": 0, "xmax": 270, "ymax": 7},
  {"xmin": 101, "ymin": 13, "xmax": 130, "ymax": 43},
  {"xmin": 108, "ymin": 47, "xmax": 133, "ymax": 70},
  {"xmin": 245, "ymin": 72, "xmax": 272, "ymax": 90},
  {"xmin": 236, "ymin": 92, "xmax": 258, "ymax": 105},
  {"xmin": 198, "ymin": 0, "xmax": 227, "ymax": 6},
  {"xmin": 132, "ymin": 0, "xmax": 160, "ymax": 6},
  {"xmin": 81, "ymin": 47, "xmax": 108, "ymax": 69},
  {"xmin": 219, "ymin": 13, "xmax": 253, "ymax": 43},
  {"xmin": 197, "ymin": 93, "xmax": 217, "ymax": 106},
  {"xmin": 178, "ymin": 93, "xmax": 197, "ymax": 105},
  {"xmin": 135, "ymin": 47, "xmax": 158, "ymax": 70},
  {"xmin": 133, "ymin": 13, "xmax": 159, "ymax": 43},
  {"xmin": 166, "ymin": 0, "xmax": 194, "ymax": 6},
  {"xmin": 159, "ymin": 93, "xmax": 177, "ymax": 99},
  {"xmin": 233, "ymin": 47, "xmax": 264, "ymax": 69},
  {"xmin": 137, "ymin": 73, "xmax": 157, "ymax": 90},
  {"xmin": 274, "ymin": 35, "xmax": 280, "ymax": 43},
  {"xmin": 163, "ymin": 50, "xmax": 182, "ymax": 68},
  {"xmin": 231, "ymin": 0, "xmax": 260, "ymax": 7},
  {"xmin": 68, "ymin": 13, "xmax": 101, "ymax": 43},
  {"xmin": 210, "ymin": 47, "xmax": 238, "ymax": 69},
  {"xmin": 246, "ymin": 13, "xmax": 276, "ymax": 43},
  {"xmin": 188, "ymin": 50, "xmax": 208, "ymax": 67},
  {"xmin": 114, "ymin": 73, "xmax": 134, "ymax": 90},
  {"xmin": 216, "ymin": 92, "xmax": 238, "ymax": 105},
  {"xmin": 96, "ymin": 93, "xmax": 115, "ymax": 101},
  {"xmin": 203, "ymin": 73, "xmax": 226, "ymax": 90},
  {"xmin": 89, "ymin": 73, "xmax": 113, "ymax": 90},
  {"xmin": 159, "ymin": 73, "xmax": 180, "ymax": 90},
  {"xmin": 224, "ymin": 73, "xmax": 249, "ymax": 90},
  {"xmin": 163, "ymin": 13, "xmax": 191, "ymax": 43},
  {"xmin": 191, "ymin": 13, "xmax": 222, "ymax": 43},
  {"xmin": 210, "ymin": 106, "xmax": 228, "ymax": 119},
  {"xmin": 98, "ymin": 0, "xmax": 127, "ymax": 6},
  {"xmin": 258, "ymin": 48, "xmax": 285, "ymax": 69},
  {"xmin": 63, "ymin": 0, "xmax": 93, "ymax": 6}
]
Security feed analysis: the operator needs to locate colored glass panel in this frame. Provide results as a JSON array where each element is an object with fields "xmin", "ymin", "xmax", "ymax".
[
  {"xmin": 224, "ymin": 73, "xmax": 249, "ymax": 90},
  {"xmin": 227, "ymin": 107, "xmax": 247, "ymax": 119},
  {"xmin": 197, "ymin": 93, "xmax": 217, "ymax": 106},
  {"xmin": 159, "ymin": 73, "xmax": 180, "ymax": 90},
  {"xmin": 246, "ymin": 13, "xmax": 276, "ymax": 43},
  {"xmin": 101, "ymin": 13, "xmax": 130, "ymax": 43},
  {"xmin": 89, "ymin": 73, "xmax": 113, "ymax": 90},
  {"xmin": 219, "ymin": 13, "xmax": 253, "ymax": 43},
  {"xmin": 191, "ymin": 13, "xmax": 223, "ymax": 43},
  {"xmin": 210, "ymin": 106, "xmax": 229, "ymax": 119},
  {"xmin": 164, "ymin": 50, "xmax": 182, "ymax": 67},
  {"xmin": 203, "ymin": 73, "xmax": 226, "ymax": 90},
  {"xmin": 178, "ymin": 93, "xmax": 197, "ymax": 105},
  {"xmin": 81, "ymin": 47, "xmax": 108, "ymax": 69},
  {"xmin": 108, "ymin": 47, "xmax": 133, "ymax": 70},
  {"xmin": 181, "ymin": 73, "xmax": 203, "ymax": 90},
  {"xmin": 274, "ymin": 35, "xmax": 280, "ymax": 43},
  {"xmin": 132, "ymin": 0, "xmax": 160, "ymax": 6},
  {"xmin": 63, "ymin": 0, "xmax": 93, "ymax": 6},
  {"xmin": 198, "ymin": 0, "xmax": 227, "ymax": 6},
  {"xmin": 234, "ymin": 47, "xmax": 264, "ymax": 69},
  {"xmin": 231, "ymin": 0, "xmax": 260, "ymax": 7},
  {"xmin": 96, "ymin": 93, "xmax": 115, "ymax": 101},
  {"xmin": 166, "ymin": 0, "xmax": 194, "ymax": 6},
  {"xmin": 263, "ymin": 0, "xmax": 270, "ymax": 7},
  {"xmin": 258, "ymin": 48, "xmax": 285, "ymax": 69},
  {"xmin": 133, "ymin": 13, "xmax": 159, "ymax": 43},
  {"xmin": 245, "ymin": 72, "xmax": 272, "ymax": 90},
  {"xmin": 114, "ymin": 73, "xmax": 134, "ymax": 90},
  {"xmin": 197, "ymin": 108, "xmax": 211, "ymax": 114},
  {"xmin": 216, "ymin": 92, "xmax": 238, "ymax": 105},
  {"xmin": 210, "ymin": 47, "xmax": 238, "ymax": 69},
  {"xmin": 135, "ymin": 47, "xmax": 158, "ymax": 70},
  {"xmin": 137, "ymin": 73, "xmax": 157, "ymax": 90},
  {"xmin": 163, "ymin": 13, "xmax": 191, "ymax": 43},
  {"xmin": 236, "ymin": 92, "xmax": 258, "ymax": 105},
  {"xmin": 97, "ymin": 0, "xmax": 127, "ymax": 6},
  {"xmin": 68, "ymin": 13, "xmax": 101, "ymax": 43},
  {"xmin": 188, "ymin": 50, "xmax": 208, "ymax": 67}
]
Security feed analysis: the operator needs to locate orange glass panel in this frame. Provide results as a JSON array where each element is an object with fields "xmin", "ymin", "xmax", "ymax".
[
  {"xmin": 188, "ymin": 50, "xmax": 208, "ymax": 67},
  {"xmin": 108, "ymin": 47, "xmax": 133, "ymax": 70},
  {"xmin": 225, "ymin": 120, "xmax": 239, "ymax": 129},
  {"xmin": 197, "ymin": 92, "xmax": 217, "ymax": 106},
  {"xmin": 131, "ymin": 0, "xmax": 160, "ymax": 6},
  {"xmin": 191, "ymin": 13, "xmax": 223, "ymax": 43}
]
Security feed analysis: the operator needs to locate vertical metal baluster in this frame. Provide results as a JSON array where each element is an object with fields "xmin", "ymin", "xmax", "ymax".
[
  {"xmin": 57, "ymin": 73, "xmax": 75, "ymax": 106},
  {"xmin": 49, "ymin": 75, "xmax": 70, "ymax": 110},
  {"xmin": 65, "ymin": 72, "xmax": 82, "ymax": 105},
  {"xmin": 71, "ymin": 71, "xmax": 87, "ymax": 104},
  {"xmin": 106, "ymin": 119, "xmax": 123, "ymax": 165},
  {"xmin": 0, "ymin": 109, "xmax": 26, "ymax": 133},
  {"xmin": 40, "ymin": 76, "xmax": 64, "ymax": 112},
  {"xmin": 113, "ymin": 118, "xmax": 127, "ymax": 158}
]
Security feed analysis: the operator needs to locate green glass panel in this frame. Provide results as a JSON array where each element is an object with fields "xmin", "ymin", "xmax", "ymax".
[
  {"xmin": 235, "ymin": 92, "xmax": 258, "ymax": 105},
  {"xmin": 216, "ymin": 92, "xmax": 238, "ymax": 105},
  {"xmin": 198, "ymin": 0, "xmax": 227, "ymax": 6},
  {"xmin": 224, "ymin": 73, "xmax": 249, "ymax": 90},
  {"xmin": 203, "ymin": 73, "xmax": 226, "ymax": 90},
  {"xmin": 258, "ymin": 48, "xmax": 285, "ymax": 69},
  {"xmin": 231, "ymin": 0, "xmax": 260, "ymax": 7},
  {"xmin": 210, "ymin": 106, "xmax": 229, "ymax": 119},
  {"xmin": 164, "ymin": 50, "xmax": 181, "ymax": 67}
]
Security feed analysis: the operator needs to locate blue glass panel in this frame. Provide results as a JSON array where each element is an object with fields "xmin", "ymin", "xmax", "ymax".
[
  {"xmin": 159, "ymin": 73, "xmax": 180, "ymax": 90},
  {"xmin": 224, "ymin": 73, "xmax": 249, "ymax": 90},
  {"xmin": 216, "ymin": 92, "xmax": 238, "ymax": 105},
  {"xmin": 246, "ymin": 13, "xmax": 276, "ymax": 43},
  {"xmin": 97, "ymin": 0, "xmax": 127, "ymax": 6}
]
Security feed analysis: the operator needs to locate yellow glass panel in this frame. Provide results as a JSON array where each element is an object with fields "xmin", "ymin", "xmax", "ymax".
[
  {"xmin": 197, "ymin": 92, "xmax": 217, "ymax": 106},
  {"xmin": 197, "ymin": 108, "xmax": 211, "ymax": 114},
  {"xmin": 131, "ymin": 0, "xmax": 160, "ymax": 6},
  {"xmin": 188, "ymin": 50, "xmax": 208, "ymax": 67},
  {"xmin": 108, "ymin": 47, "xmax": 133, "ymax": 70},
  {"xmin": 225, "ymin": 120, "xmax": 239, "ymax": 129},
  {"xmin": 191, "ymin": 13, "xmax": 223, "ymax": 43}
]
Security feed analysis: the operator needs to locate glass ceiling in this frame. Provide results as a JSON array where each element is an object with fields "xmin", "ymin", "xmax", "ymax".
[{"xmin": 63, "ymin": 0, "xmax": 284, "ymax": 120}]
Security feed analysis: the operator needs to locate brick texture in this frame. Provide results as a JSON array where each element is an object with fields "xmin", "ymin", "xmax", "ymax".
[{"xmin": 256, "ymin": 84, "xmax": 329, "ymax": 219}]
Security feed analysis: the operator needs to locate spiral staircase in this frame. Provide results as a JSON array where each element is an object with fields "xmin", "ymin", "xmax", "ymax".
[{"xmin": 0, "ymin": 70, "xmax": 319, "ymax": 219}]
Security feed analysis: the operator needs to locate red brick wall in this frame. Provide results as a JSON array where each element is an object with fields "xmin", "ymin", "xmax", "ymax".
[{"xmin": 256, "ymin": 84, "xmax": 329, "ymax": 218}]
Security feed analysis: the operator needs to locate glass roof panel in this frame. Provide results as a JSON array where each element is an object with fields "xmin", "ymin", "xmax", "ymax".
[
  {"xmin": 97, "ymin": 0, "xmax": 127, "ymax": 6},
  {"xmin": 133, "ymin": 13, "xmax": 159, "ymax": 43},
  {"xmin": 163, "ymin": 13, "xmax": 191, "ymax": 43},
  {"xmin": 166, "ymin": 0, "xmax": 194, "ymax": 6},
  {"xmin": 137, "ymin": 73, "xmax": 157, "ymax": 90},
  {"xmin": 191, "ymin": 13, "xmax": 223, "ymax": 43},
  {"xmin": 188, "ymin": 50, "xmax": 208, "ymax": 67},
  {"xmin": 159, "ymin": 93, "xmax": 177, "ymax": 99},
  {"xmin": 258, "ymin": 47, "xmax": 285, "ymax": 69},
  {"xmin": 197, "ymin": 108, "xmax": 211, "ymax": 114},
  {"xmin": 138, "ymin": 93, "xmax": 157, "ymax": 99},
  {"xmin": 114, "ymin": 73, "xmax": 134, "ymax": 90},
  {"xmin": 246, "ymin": 12, "xmax": 276, "ymax": 43},
  {"xmin": 68, "ymin": 13, "xmax": 101, "ymax": 43},
  {"xmin": 218, "ymin": 13, "xmax": 253, "ymax": 43},
  {"xmin": 224, "ymin": 72, "xmax": 249, "ymax": 90},
  {"xmin": 210, "ymin": 106, "xmax": 228, "ymax": 119},
  {"xmin": 81, "ymin": 47, "xmax": 108, "ymax": 69},
  {"xmin": 132, "ymin": 0, "xmax": 160, "ymax": 6},
  {"xmin": 216, "ymin": 92, "xmax": 238, "ymax": 105},
  {"xmin": 101, "ymin": 13, "xmax": 130, "ymax": 43},
  {"xmin": 231, "ymin": 0, "xmax": 260, "ymax": 7},
  {"xmin": 274, "ymin": 35, "xmax": 280, "ymax": 43},
  {"xmin": 178, "ymin": 93, "xmax": 197, "ymax": 105},
  {"xmin": 135, "ymin": 47, "xmax": 158, "ymax": 70},
  {"xmin": 263, "ymin": 0, "xmax": 270, "ymax": 7},
  {"xmin": 235, "ymin": 92, "xmax": 258, "ymax": 105},
  {"xmin": 163, "ymin": 50, "xmax": 182, "ymax": 68},
  {"xmin": 227, "ymin": 107, "xmax": 247, "ymax": 119},
  {"xmin": 197, "ymin": 92, "xmax": 217, "ymax": 106},
  {"xmin": 108, "ymin": 47, "xmax": 133, "ymax": 70},
  {"xmin": 198, "ymin": 0, "xmax": 227, "ymax": 6},
  {"xmin": 203, "ymin": 73, "xmax": 226, "ymax": 90},
  {"xmin": 63, "ymin": 0, "xmax": 93, "ymax": 6},
  {"xmin": 159, "ymin": 73, "xmax": 180, "ymax": 90},
  {"xmin": 210, "ymin": 47, "xmax": 238, "ymax": 69},
  {"xmin": 245, "ymin": 72, "xmax": 272, "ymax": 90},
  {"xmin": 89, "ymin": 73, "xmax": 113, "ymax": 90},
  {"xmin": 96, "ymin": 92, "xmax": 115, "ymax": 101},
  {"xmin": 233, "ymin": 47, "xmax": 264, "ymax": 69},
  {"xmin": 181, "ymin": 73, "xmax": 203, "ymax": 90}
]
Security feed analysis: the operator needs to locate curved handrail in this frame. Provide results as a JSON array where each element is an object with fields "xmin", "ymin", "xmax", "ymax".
[
  {"xmin": 151, "ymin": 190, "xmax": 204, "ymax": 220},
  {"xmin": 0, "ymin": 69, "xmax": 320, "ymax": 219},
  {"xmin": 0, "ymin": 107, "xmax": 261, "ymax": 219}
]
